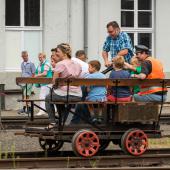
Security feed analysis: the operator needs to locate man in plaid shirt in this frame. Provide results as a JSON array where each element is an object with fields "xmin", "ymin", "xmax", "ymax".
[{"xmin": 102, "ymin": 21, "xmax": 134, "ymax": 67}]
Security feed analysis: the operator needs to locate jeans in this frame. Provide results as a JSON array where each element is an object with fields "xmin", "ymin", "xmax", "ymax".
[
  {"xmin": 71, "ymin": 104, "xmax": 91, "ymax": 124},
  {"xmin": 45, "ymin": 92, "xmax": 81, "ymax": 123},
  {"xmin": 134, "ymin": 93, "xmax": 167, "ymax": 102}
]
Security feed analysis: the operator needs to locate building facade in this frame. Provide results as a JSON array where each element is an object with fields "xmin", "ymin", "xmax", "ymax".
[
  {"xmin": 0, "ymin": 0, "xmax": 170, "ymax": 72},
  {"xmin": 0, "ymin": 0, "xmax": 170, "ymax": 101}
]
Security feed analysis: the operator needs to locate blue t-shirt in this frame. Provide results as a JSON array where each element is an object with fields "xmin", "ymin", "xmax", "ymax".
[
  {"xmin": 109, "ymin": 70, "xmax": 131, "ymax": 98},
  {"xmin": 85, "ymin": 72, "xmax": 106, "ymax": 101}
]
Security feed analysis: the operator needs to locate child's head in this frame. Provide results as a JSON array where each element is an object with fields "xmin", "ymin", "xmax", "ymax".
[
  {"xmin": 130, "ymin": 56, "xmax": 140, "ymax": 66},
  {"xmin": 88, "ymin": 60, "xmax": 101, "ymax": 73},
  {"xmin": 113, "ymin": 55, "xmax": 125, "ymax": 69},
  {"xmin": 75, "ymin": 50, "xmax": 87, "ymax": 62}
]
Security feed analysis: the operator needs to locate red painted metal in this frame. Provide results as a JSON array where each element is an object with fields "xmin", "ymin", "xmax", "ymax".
[
  {"xmin": 73, "ymin": 129, "xmax": 100, "ymax": 157},
  {"xmin": 123, "ymin": 129, "xmax": 148, "ymax": 156}
]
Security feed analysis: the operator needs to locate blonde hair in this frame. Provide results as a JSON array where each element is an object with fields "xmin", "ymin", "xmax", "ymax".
[
  {"xmin": 113, "ymin": 55, "xmax": 125, "ymax": 69},
  {"xmin": 130, "ymin": 56, "xmax": 140, "ymax": 66},
  {"xmin": 38, "ymin": 52, "xmax": 46, "ymax": 59},
  {"xmin": 56, "ymin": 43, "xmax": 72, "ymax": 58}
]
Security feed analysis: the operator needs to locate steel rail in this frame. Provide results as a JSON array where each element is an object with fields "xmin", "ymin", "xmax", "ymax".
[
  {"xmin": 2, "ymin": 148, "xmax": 170, "ymax": 159},
  {"xmin": 1, "ymin": 152, "xmax": 170, "ymax": 168}
]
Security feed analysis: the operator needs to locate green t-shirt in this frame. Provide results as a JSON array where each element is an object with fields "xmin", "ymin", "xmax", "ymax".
[{"xmin": 131, "ymin": 66, "xmax": 141, "ymax": 93}]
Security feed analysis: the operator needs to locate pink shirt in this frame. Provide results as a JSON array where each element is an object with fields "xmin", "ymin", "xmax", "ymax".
[{"xmin": 54, "ymin": 59, "xmax": 82, "ymax": 96}]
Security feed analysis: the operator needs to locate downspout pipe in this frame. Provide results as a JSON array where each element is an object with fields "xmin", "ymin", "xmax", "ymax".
[{"xmin": 83, "ymin": 0, "xmax": 88, "ymax": 54}]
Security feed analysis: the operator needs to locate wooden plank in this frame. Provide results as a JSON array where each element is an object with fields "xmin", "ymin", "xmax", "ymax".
[
  {"xmin": 16, "ymin": 77, "xmax": 170, "ymax": 87},
  {"xmin": 16, "ymin": 77, "xmax": 52, "ymax": 84},
  {"xmin": 114, "ymin": 103, "xmax": 159, "ymax": 122},
  {"xmin": 55, "ymin": 78, "xmax": 170, "ymax": 86}
]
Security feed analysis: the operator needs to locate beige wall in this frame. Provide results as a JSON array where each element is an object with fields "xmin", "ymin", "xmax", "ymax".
[
  {"xmin": 43, "ymin": 0, "xmax": 84, "ymax": 58},
  {"xmin": 0, "ymin": 0, "xmax": 5, "ymax": 71},
  {"xmin": 43, "ymin": 0, "xmax": 69, "ymax": 58},
  {"xmin": 156, "ymin": 0, "xmax": 170, "ymax": 73},
  {"xmin": 88, "ymin": 0, "xmax": 121, "ymax": 58},
  {"xmin": 87, "ymin": 0, "xmax": 120, "ymax": 70}
]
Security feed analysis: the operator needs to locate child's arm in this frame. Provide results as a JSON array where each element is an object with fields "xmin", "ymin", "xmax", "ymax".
[{"xmin": 124, "ymin": 62, "xmax": 137, "ymax": 72}]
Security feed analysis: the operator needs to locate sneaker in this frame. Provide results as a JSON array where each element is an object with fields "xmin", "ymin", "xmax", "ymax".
[
  {"xmin": 91, "ymin": 117, "xmax": 97, "ymax": 123},
  {"xmin": 91, "ymin": 117, "xmax": 103, "ymax": 124},
  {"xmin": 96, "ymin": 117, "xmax": 103, "ymax": 124},
  {"xmin": 17, "ymin": 106, "xmax": 26, "ymax": 114},
  {"xmin": 35, "ymin": 111, "xmax": 47, "ymax": 116}
]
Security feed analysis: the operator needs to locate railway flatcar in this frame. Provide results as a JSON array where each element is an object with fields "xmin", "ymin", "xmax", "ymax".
[{"xmin": 16, "ymin": 77, "xmax": 170, "ymax": 157}]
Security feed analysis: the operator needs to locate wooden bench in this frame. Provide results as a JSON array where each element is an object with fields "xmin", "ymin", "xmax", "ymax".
[{"xmin": 16, "ymin": 77, "xmax": 170, "ymax": 123}]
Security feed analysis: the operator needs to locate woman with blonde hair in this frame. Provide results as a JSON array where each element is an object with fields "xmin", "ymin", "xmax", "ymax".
[
  {"xmin": 45, "ymin": 43, "xmax": 82, "ymax": 129},
  {"xmin": 35, "ymin": 52, "xmax": 52, "ymax": 116}
]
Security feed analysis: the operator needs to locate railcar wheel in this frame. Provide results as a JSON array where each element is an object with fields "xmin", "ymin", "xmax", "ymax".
[
  {"xmin": 72, "ymin": 129, "xmax": 100, "ymax": 157},
  {"xmin": 121, "ymin": 129, "xmax": 148, "ymax": 156},
  {"xmin": 39, "ymin": 138, "xmax": 64, "ymax": 152}
]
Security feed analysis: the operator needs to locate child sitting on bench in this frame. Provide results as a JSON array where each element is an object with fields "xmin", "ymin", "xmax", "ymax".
[
  {"xmin": 71, "ymin": 60, "xmax": 106, "ymax": 124},
  {"xmin": 107, "ymin": 55, "xmax": 132, "ymax": 102}
]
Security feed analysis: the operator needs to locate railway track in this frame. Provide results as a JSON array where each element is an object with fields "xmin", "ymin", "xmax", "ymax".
[
  {"xmin": 1, "ymin": 115, "xmax": 170, "ymax": 129},
  {"xmin": 2, "ymin": 148, "xmax": 170, "ymax": 158},
  {"xmin": 1, "ymin": 148, "xmax": 170, "ymax": 168}
]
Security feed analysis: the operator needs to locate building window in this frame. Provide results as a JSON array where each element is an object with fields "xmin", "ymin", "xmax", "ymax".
[
  {"xmin": 5, "ymin": 0, "xmax": 40, "ymax": 27},
  {"xmin": 5, "ymin": 0, "xmax": 42, "ymax": 71},
  {"xmin": 121, "ymin": 0, "xmax": 134, "ymax": 27},
  {"xmin": 121, "ymin": 0, "xmax": 154, "ymax": 53},
  {"xmin": 25, "ymin": 0, "xmax": 40, "ymax": 26},
  {"xmin": 5, "ymin": 0, "xmax": 20, "ymax": 26}
]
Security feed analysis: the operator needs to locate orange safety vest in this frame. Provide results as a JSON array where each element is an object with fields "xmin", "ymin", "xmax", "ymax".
[{"xmin": 139, "ymin": 57, "xmax": 167, "ymax": 96}]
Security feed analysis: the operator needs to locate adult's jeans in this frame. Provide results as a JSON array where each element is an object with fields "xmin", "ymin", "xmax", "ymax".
[
  {"xmin": 70, "ymin": 104, "xmax": 91, "ymax": 124},
  {"xmin": 134, "ymin": 93, "xmax": 167, "ymax": 102},
  {"xmin": 45, "ymin": 92, "xmax": 81, "ymax": 123}
]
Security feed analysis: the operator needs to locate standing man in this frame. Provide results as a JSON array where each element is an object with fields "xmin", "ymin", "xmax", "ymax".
[
  {"xmin": 102, "ymin": 21, "xmax": 134, "ymax": 67},
  {"xmin": 18, "ymin": 51, "xmax": 36, "ymax": 114},
  {"xmin": 129, "ymin": 45, "xmax": 167, "ymax": 102}
]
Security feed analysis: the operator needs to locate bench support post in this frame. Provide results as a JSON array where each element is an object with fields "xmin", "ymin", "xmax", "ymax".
[
  {"xmin": 157, "ymin": 80, "xmax": 166, "ymax": 126},
  {"xmin": 30, "ymin": 101, "xmax": 34, "ymax": 121}
]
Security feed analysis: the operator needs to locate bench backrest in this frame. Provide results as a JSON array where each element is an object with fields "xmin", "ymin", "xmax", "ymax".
[
  {"xmin": 16, "ymin": 77, "xmax": 170, "ymax": 87},
  {"xmin": 55, "ymin": 78, "xmax": 170, "ymax": 87}
]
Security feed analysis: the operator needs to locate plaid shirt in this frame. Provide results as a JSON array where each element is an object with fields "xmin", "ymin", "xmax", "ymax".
[{"xmin": 103, "ymin": 32, "xmax": 134, "ymax": 63}]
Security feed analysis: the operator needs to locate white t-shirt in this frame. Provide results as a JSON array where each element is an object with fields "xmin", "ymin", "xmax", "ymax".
[{"xmin": 71, "ymin": 57, "xmax": 89, "ymax": 77}]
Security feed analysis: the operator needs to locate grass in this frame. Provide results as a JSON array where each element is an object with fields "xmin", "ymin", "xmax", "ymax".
[
  {"xmin": 149, "ymin": 137, "xmax": 170, "ymax": 148},
  {"xmin": 11, "ymin": 142, "xmax": 16, "ymax": 168},
  {"xmin": 0, "ymin": 141, "xmax": 16, "ymax": 168}
]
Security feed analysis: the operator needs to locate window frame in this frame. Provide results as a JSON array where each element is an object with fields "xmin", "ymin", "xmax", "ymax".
[
  {"xmin": 5, "ymin": 0, "xmax": 42, "ymax": 31},
  {"xmin": 121, "ymin": 0, "xmax": 155, "ymax": 55}
]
